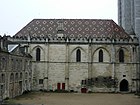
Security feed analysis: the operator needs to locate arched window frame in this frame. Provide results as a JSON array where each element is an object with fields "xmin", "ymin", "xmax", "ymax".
[
  {"xmin": 10, "ymin": 73, "xmax": 14, "ymax": 82},
  {"xmin": 119, "ymin": 49, "xmax": 124, "ymax": 62},
  {"xmin": 99, "ymin": 49, "xmax": 103, "ymax": 62},
  {"xmin": 20, "ymin": 73, "xmax": 22, "ymax": 80},
  {"xmin": 1, "ymin": 74, "xmax": 5, "ymax": 83},
  {"xmin": 25, "ymin": 72, "xmax": 28, "ymax": 79},
  {"xmin": 76, "ymin": 49, "xmax": 81, "ymax": 62},
  {"xmin": 1, "ymin": 58, "xmax": 6, "ymax": 70},
  {"xmin": 15, "ymin": 73, "xmax": 18, "ymax": 81},
  {"xmin": 36, "ymin": 48, "xmax": 41, "ymax": 61}
]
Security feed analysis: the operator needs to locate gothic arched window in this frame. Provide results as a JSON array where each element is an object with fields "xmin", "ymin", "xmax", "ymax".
[
  {"xmin": 10, "ymin": 73, "xmax": 14, "ymax": 82},
  {"xmin": 25, "ymin": 72, "xmax": 28, "ymax": 79},
  {"xmin": 119, "ymin": 49, "xmax": 124, "ymax": 62},
  {"xmin": 20, "ymin": 73, "xmax": 22, "ymax": 80},
  {"xmin": 15, "ymin": 73, "xmax": 18, "ymax": 80},
  {"xmin": 36, "ymin": 48, "xmax": 41, "ymax": 61},
  {"xmin": 1, "ymin": 74, "xmax": 5, "ymax": 83},
  {"xmin": 76, "ymin": 49, "xmax": 81, "ymax": 62},
  {"xmin": 99, "ymin": 49, "xmax": 103, "ymax": 62}
]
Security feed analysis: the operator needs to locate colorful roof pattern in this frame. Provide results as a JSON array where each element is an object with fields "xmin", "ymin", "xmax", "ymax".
[{"xmin": 14, "ymin": 19, "xmax": 130, "ymax": 39}]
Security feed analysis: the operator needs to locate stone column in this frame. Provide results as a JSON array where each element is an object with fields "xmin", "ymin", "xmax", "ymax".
[
  {"xmin": 43, "ymin": 42, "xmax": 49, "ymax": 91},
  {"xmin": 46, "ymin": 40, "xmax": 50, "ymax": 91},
  {"xmin": 65, "ymin": 39, "xmax": 69, "ymax": 91},
  {"xmin": 136, "ymin": 45, "xmax": 140, "ymax": 93},
  {"xmin": 88, "ymin": 43, "xmax": 92, "ymax": 79},
  {"xmin": 111, "ymin": 40, "xmax": 115, "ymax": 79}
]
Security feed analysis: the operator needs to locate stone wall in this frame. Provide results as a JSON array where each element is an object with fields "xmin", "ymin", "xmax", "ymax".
[
  {"xmin": 0, "ymin": 38, "xmax": 32, "ymax": 99},
  {"xmin": 30, "ymin": 42, "xmax": 138, "ymax": 92}
]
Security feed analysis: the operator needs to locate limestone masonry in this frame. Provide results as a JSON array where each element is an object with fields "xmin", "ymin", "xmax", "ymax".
[{"xmin": 0, "ymin": 19, "xmax": 140, "ymax": 99}]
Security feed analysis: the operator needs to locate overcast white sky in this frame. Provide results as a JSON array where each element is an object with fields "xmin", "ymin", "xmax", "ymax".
[{"xmin": 0, "ymin": 0, "xmax": 117, "ymax": 36}]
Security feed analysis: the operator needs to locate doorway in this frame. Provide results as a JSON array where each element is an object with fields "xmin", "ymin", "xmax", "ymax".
[
  {"xmin": 120, "ymin": 79, "xmax": 129, "ymax": 91},
  {"xmin": 57, "ymin": 83, "xmax": 61, "ymax": 90},
  {"xmin": 19, "ymin": 81, "xmax": 22, "ymax": 94}
]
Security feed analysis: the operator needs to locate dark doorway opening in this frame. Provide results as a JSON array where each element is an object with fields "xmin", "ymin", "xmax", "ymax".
[
  {"xmin": 120, "ymin": 79, "xmax": 129, "ymax": 91},
  {"xmin": 62, "ymin": 83, "xmax": 65, "ymax": 90},
  {"xmin": 57, "ymin": 83, "xmax": 61, "ymax": 90},
  {"xmin": 19, "ymin": 81, "xmax": 22, "ymax": 94}
]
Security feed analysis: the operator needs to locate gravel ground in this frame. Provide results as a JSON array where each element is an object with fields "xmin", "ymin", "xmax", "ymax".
[{"xmin": 6, "ymin": 92, "xmax": 140, "ymax": 105}]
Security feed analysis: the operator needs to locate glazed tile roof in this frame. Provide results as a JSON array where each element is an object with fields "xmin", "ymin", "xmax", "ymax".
[{"xmin": 14, "ymin": 19, "xmax": 130, "ymax": 39}]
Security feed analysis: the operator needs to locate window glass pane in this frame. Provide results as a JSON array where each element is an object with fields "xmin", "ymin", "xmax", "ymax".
[
  {"xmin": 99, "ymin": 49, "xmax": 103, "ymax": 62},
  {"xmin": 36, "ymin": 48, "xmax": 41, "ymax": 61},
  {"xmin": 39, "ymin": 79, "xmax": 43, "ymax": 84},
  {"xmin": 119, "ymin": 49, "xmax": 124, "ymax": 62},
  {"xmin": 76, "ymin": 49, "xmax": 81, "ymax": 62}
]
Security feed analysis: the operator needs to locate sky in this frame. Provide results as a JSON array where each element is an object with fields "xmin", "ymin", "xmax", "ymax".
[{"xmin": 0, "ymin": 0, "xmax": 118, "ymax": 36}]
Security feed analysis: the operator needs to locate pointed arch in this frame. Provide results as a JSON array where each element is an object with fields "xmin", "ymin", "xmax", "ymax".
[
  {"xmin": 1, "ymin": 74, "xmax": 5, "ymax": 83},
  {"xmin": 119, "ymin": 49, "xmax": 124, "ymax": 62},
  {"xmin": 76, "ymin": 49, "xmax": 81, "ymax": 62},
  {"xmin": 36, "ymin": 48, "xmax": 41, "ymax": 61},
  {"xmin": 70, "ymin": 47, "xmax": 87, "ymax": 62},
  {"xmin": 92, "ymin": 47, "xmax": 111, "ymax": 62},
  {"xmin": 32, "ymin": 45, "xmax": 45, "ymax": 61},
  {"xmin": 99, "ymin": 49, "xmax": 103, "ymax": 62}
]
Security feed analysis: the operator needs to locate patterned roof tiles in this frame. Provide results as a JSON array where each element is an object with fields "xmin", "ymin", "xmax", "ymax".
[{"xmin": 14, "ymin": 19, "xmax": 130, "ymax": 39}]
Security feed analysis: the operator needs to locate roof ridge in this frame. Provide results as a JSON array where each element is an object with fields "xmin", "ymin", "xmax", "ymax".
[{"xmin": 33, "ymin": 18, "xmax": 113, "ymax": 21}]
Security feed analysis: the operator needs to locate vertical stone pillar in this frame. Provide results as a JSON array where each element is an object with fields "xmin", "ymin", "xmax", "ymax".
[
  {"xmin": 65, "ymin": 39, "xmax": 69, "ymax": 91},
  {"xmin": 136, "ymin": 45, "xmax": 140, "ymax": 93},
  {"xmin": 43, "ymin": 42, "xmax": 49, "ymax": 91},
  {"xmin": 46, "ymin": 40, "xmax": 50, "ymax": 91},
  {"xmin": 88, "ymin": 43, "xmax": 92, "ymax": 79},
  {"xmin": 111, "ymin": 40, "xmax": 115, "ymax": 79},
  {"xmin": 111, "ymin": 39, "xmax": 117, "ymax": 92},
  {"xmin": 28, "ymin": 38, "xmax": 33, "ymax": 91},
  {"xmin": 6, "ymin": 55, "xmax": 10, "ymax": 98}
]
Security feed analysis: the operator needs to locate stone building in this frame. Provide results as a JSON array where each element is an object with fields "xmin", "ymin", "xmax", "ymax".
[
  {"xmin": 118, "ymin": 0, "xmax": 140, "ymax": 37},
  {"xmin": 7, "ymin": 19, "xmax": 139, "ymax": 93},
  {"xmin": 118, "ymin": 0, "xmax": 140, "ymax": 92},
  {"xmin": 0, "ymin": 36, "xmax": 32, "ymax": 99}
]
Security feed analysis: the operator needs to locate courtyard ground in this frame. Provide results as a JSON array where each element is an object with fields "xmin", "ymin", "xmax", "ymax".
[{"xmin": 5, "ymin": 92, "xmax": 140, "ymax": 105}]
